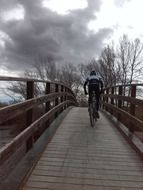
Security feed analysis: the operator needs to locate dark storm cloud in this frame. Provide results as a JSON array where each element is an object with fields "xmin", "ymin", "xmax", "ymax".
[
  {"xmin": 0, "ymin": 0, "xmax": 19, "ymax": 10},
  {"xmin": 0, "ymin": 0, "xmax": 113, "ymax": 72}
]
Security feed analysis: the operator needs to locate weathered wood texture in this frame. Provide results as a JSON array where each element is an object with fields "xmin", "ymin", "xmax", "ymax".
[
  {"xmin": 0, "ymin": 92, "xmax": 74, "ymax": 124},
  {"xmin": 0, "ymin": 125, "xmax": 15, "ymax": 149},
  {"xmin": 0, "ymin": 77, "xmax": 77, "ymax": 182},
  {"xmin": 101, "ymin": 84, "xmax": 143, "ymax": 140},
  {"xmin": 22, "ymin": 107, "xmax": 143, "ymax": 190}
]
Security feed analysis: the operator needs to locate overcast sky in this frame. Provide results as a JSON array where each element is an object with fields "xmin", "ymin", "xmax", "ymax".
[{"xmin": 0, "ymin": 0, "xmax": 143, "ymax": 76}]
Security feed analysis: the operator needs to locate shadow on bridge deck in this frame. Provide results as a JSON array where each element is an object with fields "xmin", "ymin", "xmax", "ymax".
[{"xmin": 22, "ymin": 107, "xmax": 143, "ymax": 190}]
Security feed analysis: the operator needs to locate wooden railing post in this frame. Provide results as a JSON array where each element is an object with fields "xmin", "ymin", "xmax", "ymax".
[
  {"xmin": 117, "ymin": 85, "xmax": 123, "ymax": 121},
  {"xmin": 61, "ymin": 85, "xmax": 64, "ymax": 103},
  {"xmin": 55, "ymin": 84, "xmax": 59, "ymax": 118},
  {"xmin": 106, "ymin": 88, "xmax": 109, "ymax": 111},
  {"xmin": 64, "ymin": 87, "xmax": 67, "ymax": 109},
  {"xmin": 110, "ymin": 87, "xmax": 114, "ymax": 115},
  {"xmin": 26, "ymin": 81, "xmax": 34, "ymax": 151},
  {"xmin": 101, "ymin": 89, "xmax": 105, "ymax": 110},
  {"xmin": 0, "ymin": 76, "xmax": 78, "ymax": 179},
  {"xmin": 61, "ymin": 85, "xmax": 64, "ymax": 112},
  {"xmin": 129, "ymin": 85, "xmax": 136, "ymax": 135},
  {"xmin": 118, "ymin": 86, "xmax": 122, "ymax": 108},
  {"xmin": 45, "ymin": 82, "xmax": 50, "ymax": 112},
  {"xmin": 111, "ymin": 87, "xmax": 114, "ymax": 105},
  {"xmin": 26, "ymin": 81, "xmax": 34, "ymax": 126},
  {"xmin": 43, "ymin": 82, "xmax": 51, "ymax": 131},
  {"xmin": 130, "ymin": 85, "xmax": 136, "ymax": 115}
]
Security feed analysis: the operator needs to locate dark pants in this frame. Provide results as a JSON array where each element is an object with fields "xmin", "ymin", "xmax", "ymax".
[{"xmin": 88, "ymin": 84, "xmax": 100, "ymax": 111}]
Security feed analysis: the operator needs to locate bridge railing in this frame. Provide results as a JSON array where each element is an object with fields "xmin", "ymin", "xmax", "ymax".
[
  {"xmin": 101, "ymin": 84, "xmax": 143, "ymax": 141},
  {"xmin": 0, "ymin": 76, "xmax": 77, "ymax": 181}
]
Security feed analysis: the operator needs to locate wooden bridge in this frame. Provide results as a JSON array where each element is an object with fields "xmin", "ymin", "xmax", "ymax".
[{"xmin": 0, "ymin": 77, "xmax": 143, "ymax": 190}]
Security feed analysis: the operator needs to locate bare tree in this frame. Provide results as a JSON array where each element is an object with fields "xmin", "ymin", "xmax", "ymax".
[
  {"xmin": 128, "ymin": 38, "xmax": 143, "ymax": 84},
  {"xmin": 117, "ymin": 35, "xmax": 132, "ymax": 85},
  {"xmin": 79, "ymin": 59, "xmax": 100, "ymax": 83},
  {"xmin": 117, "ymin": 35, "xmax": 143, "ymax": 85},
  {"xmin": 5, "ymin": 56, "xmax": 83, "ymax": 102},
  {"xmin": 34, "ymin": 54, "xmax": 58, "ymax": 81},
  {"xmin": 4, "ymin": 55, "xmax": 59, "ymax": 101},
  {"xmin": 98, "ymin": 45, "xmax": 119, "ymax": 87},
  {"xmin": 117, "ymin": 35, "xmax": 143, "ymax": 99},
  {"xmin": 5, "ymin": 70, "xmax": 42, "ymax": 102},
  {"xmin": 59, "ymin": 63, "xmax": 82, "ymax": 97},
  {"xmin": 5, "ymin": 35, "xmax": 143, "ymax": 106}
]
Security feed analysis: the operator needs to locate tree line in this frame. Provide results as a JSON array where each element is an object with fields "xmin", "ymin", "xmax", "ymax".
[{"xmin": 5, "ymin": 34, "xmax": 143, "ymax": 104}]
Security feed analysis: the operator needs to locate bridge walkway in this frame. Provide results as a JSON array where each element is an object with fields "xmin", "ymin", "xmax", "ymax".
[{"xmin": 22, "ymin": 107, "xmax": 143, "ymax": 190}]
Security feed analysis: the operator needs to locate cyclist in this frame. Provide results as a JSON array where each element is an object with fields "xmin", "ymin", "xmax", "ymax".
[{"xmin": 84, "ymin": 70, "xmax": 103, "ymax": 118}]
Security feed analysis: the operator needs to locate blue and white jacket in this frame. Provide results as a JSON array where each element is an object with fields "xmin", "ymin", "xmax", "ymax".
[{"xmin": 84, "ymin": 75, "xmax": 103, "ymax": 93}]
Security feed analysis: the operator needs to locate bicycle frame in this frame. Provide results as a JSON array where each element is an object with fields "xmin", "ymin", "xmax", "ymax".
[{"xmin": 89, "ymin": 91, "xmax": 97, "ymax": 127}]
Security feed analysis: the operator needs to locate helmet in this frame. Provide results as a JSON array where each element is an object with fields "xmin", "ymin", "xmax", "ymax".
[{"xmin": 90, "ymin": 70, "xmax": 96, "ymax": 76}]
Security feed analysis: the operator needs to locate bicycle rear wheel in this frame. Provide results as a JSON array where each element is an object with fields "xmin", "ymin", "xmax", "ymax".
[{"xmin": 89, "ymin": 105, "xmax": 95, "ymax": 127}]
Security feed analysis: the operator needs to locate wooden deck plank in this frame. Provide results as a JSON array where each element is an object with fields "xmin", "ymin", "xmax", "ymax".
[{"xmin": 22, "ymin": 107, "xmax": 143, "ymax": 190}]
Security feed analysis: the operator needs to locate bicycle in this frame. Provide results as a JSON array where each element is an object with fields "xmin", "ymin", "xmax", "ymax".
[{"xmin": 88, "ymin": 91, "xmax": 98, "ymax": 127}]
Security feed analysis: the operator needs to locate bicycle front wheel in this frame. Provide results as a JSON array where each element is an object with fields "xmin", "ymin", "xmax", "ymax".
[{"xmin": 89, "ymin": 105, "xmax": 95, "ymax": 127}]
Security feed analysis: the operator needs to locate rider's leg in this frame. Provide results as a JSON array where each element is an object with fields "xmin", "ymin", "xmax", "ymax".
[
  {"xmin": 95, "ymin": 95, "xmax": 100, "ymax": 118},
  {"xmin": 96, "ymin": 95, "xmax": 100, "ymax": 111},
  {"xmin": 94, "ymin": 88, "xmax": 100, "ymax": 118},
  {"xmin": 88, "ymin": 86, "xmax": 93, "ymax": 103},
  {"xmin": 88, "ymin": 86, "xmax": 93, "ymax": 111}
]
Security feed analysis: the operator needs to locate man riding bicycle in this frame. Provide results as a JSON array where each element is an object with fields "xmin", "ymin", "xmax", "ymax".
[{"xmin": 84, "ymin": 70, "xmax": 103, "ymax": 118}]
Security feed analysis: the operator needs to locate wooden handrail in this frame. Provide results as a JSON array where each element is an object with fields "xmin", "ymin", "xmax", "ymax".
[
  {"xmin": 106, "ymin": 83, "xmax": 143, "ymax": 88},
  {"xmin": 101, "ymin": 83, "xmax": 143, "ymax": 139},
  {"xmin": 0, "ymin": 92, "xmax": 75, "ymax": 124},
  {"xmin": 0, "ymin": 100, "xmax": 75, "ymax": 165},
  {"xmin": 0, "ymin": 77, "xmax": 77, "ymax": 182},
  {"xmin": 102, "ymin": 94, "xmax": 143, "ymax": 105},
  {"xmin": 102, "ymin": 101, "xmax": 143, "ymax": 131},
  {"xmin": 0, "ymin": 76, "xmax": 75, "ymax": 96}
]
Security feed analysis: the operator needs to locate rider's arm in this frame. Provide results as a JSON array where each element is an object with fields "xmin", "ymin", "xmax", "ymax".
[{"xmin": 84, "ymin": 78, "xmax": 88, "ymax": 94}]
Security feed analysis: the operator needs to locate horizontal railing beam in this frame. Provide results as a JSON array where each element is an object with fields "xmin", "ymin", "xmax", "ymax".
[
  {"xmin": 102, "ymin": 94, "xmax": 143, "ymax": 105},
  {"xmin": 0, "ymin": 76, "xmax": 75, "ymax": 97},
  {"xmin": 101, "ymin": 83, "xmax": 143, "ymax": 141},
  {"xmin": 0, "ymin": 100, "xmax": 75, "ymax": 165},
  {"xmin": 0, "ymin": 92, "xmax": 76, "ymax": 124},
  {"xmin": 0, "ymin": 76, "xmax": 77, "ymax": 183},
  {"xmin": 101, "ymin": 101, "xmax": 143, "ymax": 131}
]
